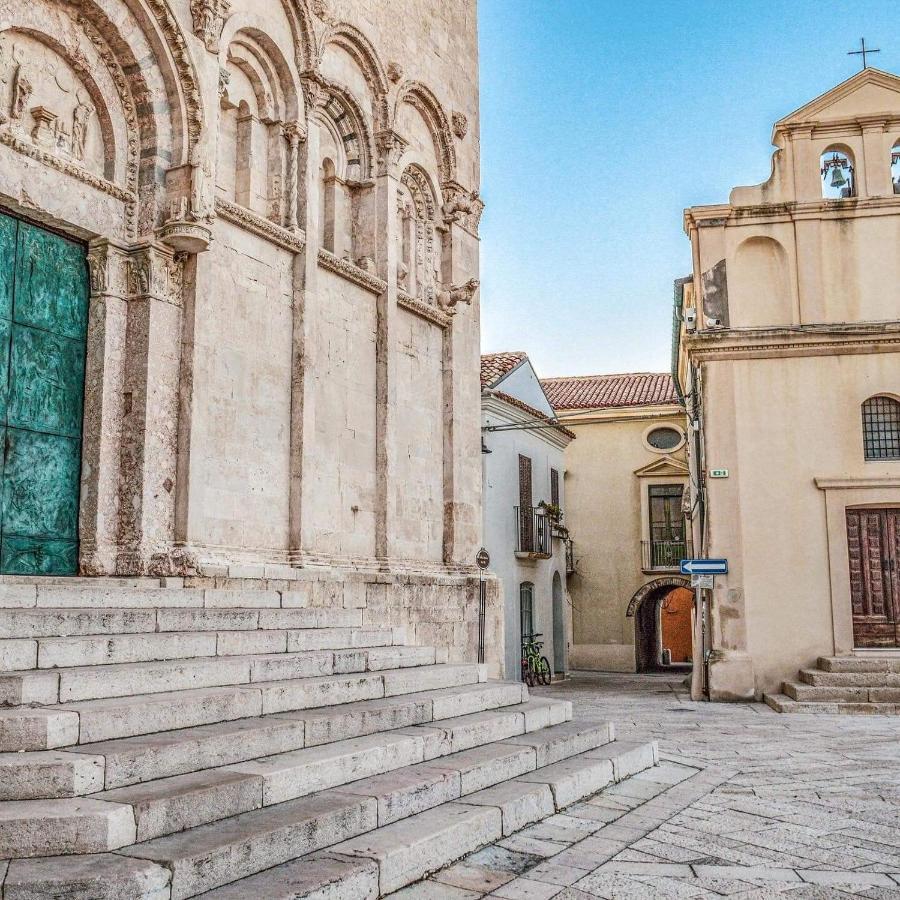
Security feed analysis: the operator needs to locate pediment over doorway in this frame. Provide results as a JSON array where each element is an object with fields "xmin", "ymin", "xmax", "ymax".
[{"xmin": 633, "ymin": 456, "xmax": 689, "ymax": 478}]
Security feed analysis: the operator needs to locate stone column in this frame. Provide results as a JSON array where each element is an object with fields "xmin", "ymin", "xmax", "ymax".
[
  {"xmin": 115, "ymin": 241, "xmax": 186, "ymax": 575},
  {"xmin": 372, "ymin": 129, "xmax": 407, "ymax": 559},
  {"xmin": 440, "ymin": 189, "xmax": 484, "ymax": 565},
  {"xmin": 79, "ymin": 240, "xmax": 130, "ymax": 575},
  {"xmin": 289, "ymin": 81, "xmax": 321, "ymax": 557},
  {"xmin": 283, "ymin": 121, "xmax": 304, "ymax": 232}
]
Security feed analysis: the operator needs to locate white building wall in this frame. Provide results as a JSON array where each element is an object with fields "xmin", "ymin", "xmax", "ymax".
[{"xmin": 481, "ymin": 398, "xmax": 570, "ymax": 680}]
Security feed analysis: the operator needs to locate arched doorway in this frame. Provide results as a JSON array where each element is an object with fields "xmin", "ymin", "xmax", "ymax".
[
  {"xmin": 552, "ymin": 571, "xmax": 566, "ymax": 674},
  {"xmin": 627, "ymin": 577, "xmax": 693, "ymax": 673}
]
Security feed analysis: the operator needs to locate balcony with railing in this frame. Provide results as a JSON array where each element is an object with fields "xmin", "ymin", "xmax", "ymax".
[
  {"xmin": 515, "ymin": 506, "xmax": 552, "ymax": 559},
  {"xmin": 642, "ymin": 538, "xmax": 692, "ymax": 572}
]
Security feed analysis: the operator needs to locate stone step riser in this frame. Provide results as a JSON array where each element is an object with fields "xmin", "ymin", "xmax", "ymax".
[
  {"xmin": 0, "ymin": 664, "xmax": 485, "ymax": 751},
  {"xmin": 763, "ymin": 693, "xmax": 900, "ymax": 715},
  {"xmin": 0, "ymin": 583, "xmax": 373, "ymax": 611},
  {"xmin": 800, "ymin": 669, "xmax": 900, "ymax": 687},
  {"xmin": 817, "ymin": 656, "xmax": 900, "ymax": 674},
  {"xmin": 5, "ymin": 683, "xmax": 527, "ymax": 795},
  {"xmin": 0, "ymin": 606, "xmax": 375, "ymax": 639},
  {"xmin": 0, "ymin": 646, "xmax": 438, "ymax": 705},
  {"xmin": 784, "ymin": 681, "xmax": 900, "ymax": 703}
]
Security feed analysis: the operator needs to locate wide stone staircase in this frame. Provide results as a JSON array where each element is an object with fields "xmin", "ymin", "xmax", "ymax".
[
  {"xmin": 0, "ymin": 579, "xmax": 657, "ymax": 898},
  {"xmin": 764, "ymin": 654, "xmax": 900, "ymax": 715}
]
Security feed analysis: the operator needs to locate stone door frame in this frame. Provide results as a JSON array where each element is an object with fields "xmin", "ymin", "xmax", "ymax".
[{"xmin": 816, "ymin": 477, "xmax": 900, "ymax": 654}]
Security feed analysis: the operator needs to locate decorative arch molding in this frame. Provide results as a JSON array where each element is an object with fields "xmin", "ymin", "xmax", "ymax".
[
  {"xmin": 317, "ymin": 22, "xmax": 389, "ymax": 128},
  {"xmin": 284, "ymin": 0, "xmax": 317, "ymax": 75},
  {"xmin": 393, "ymin": 80, "xmax": 456, "ymax": 183},
  {"xmin": 401, "ymin": 163, "xmax": 439, "ymax": 222},
  {"xmin": 626, "ymin": 577, "xmax": 691, "ymax": 618},
  {"xmin": 312, "ymin": 77, "xmax": 374, "ymax": 182},
  {"xmin": 226, "ymin": 28, "xmax": 300, "ymax": 123}
]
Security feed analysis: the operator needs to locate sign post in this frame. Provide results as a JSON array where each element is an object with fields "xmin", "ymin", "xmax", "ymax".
[
  {"xmin": 475, "ymin": 548, "xmax": 490, "ymax": 664},
  {"xmin": 680, "ymin": 559, "xmax": 728, "ymax": 702}
]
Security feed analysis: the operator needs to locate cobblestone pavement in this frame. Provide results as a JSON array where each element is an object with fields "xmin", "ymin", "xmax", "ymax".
[{"xmin": 390, "ymin": 672, "xmax": 900, "ymax": 899}]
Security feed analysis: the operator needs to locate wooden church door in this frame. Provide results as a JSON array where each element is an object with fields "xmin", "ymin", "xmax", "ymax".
[
  {"xmin": 847, "ymin": 508, "xmax": 900, "ymax": 648},
  {"xmin": 0, "ymin": 212, "xmax": 88, "ymax": 574}
]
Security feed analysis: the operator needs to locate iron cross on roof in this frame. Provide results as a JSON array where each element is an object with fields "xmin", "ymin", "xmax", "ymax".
[{"xmin": 848, "ymin": 37, "xmax": 880, "ymax": 70}]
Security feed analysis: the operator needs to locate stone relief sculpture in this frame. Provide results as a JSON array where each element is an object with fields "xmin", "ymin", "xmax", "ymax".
[
  {"xmin": 189, "ymin": 0, "xmax": 231, "ymax": 53},
  {"xmin": 436, "ymin": 277, "xmax": 479, "ymax": 315},
  {"xmin": 0, "ymin": 35, "xmax": 100, "ymax": 174}
]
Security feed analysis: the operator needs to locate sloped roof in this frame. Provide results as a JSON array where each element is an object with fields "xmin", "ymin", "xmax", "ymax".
[
  {"xmin": 480, "ymin": 351, "xmax": 526, "ymax": 388},
  {"xmin": 540, "ymin": 372, "xmax": 678, "ymax": 411},
  {"xmin": 489, "ymin": 391, "xmax": 577, "ymax": 440}
]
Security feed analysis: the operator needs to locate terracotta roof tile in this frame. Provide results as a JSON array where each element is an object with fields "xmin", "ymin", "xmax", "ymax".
[
  {"xmin": 540, "ymin": 372, "xmax": 678, "ymax": 411},
  {"xmin": 480, "ymin": 351, "xmax": 526, "ymax": 388}
]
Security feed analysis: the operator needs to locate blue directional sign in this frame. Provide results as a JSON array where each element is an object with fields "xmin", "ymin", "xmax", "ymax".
[{"xmin": 680, "ymin": 558, "xmax": 728, "ymax": 576}]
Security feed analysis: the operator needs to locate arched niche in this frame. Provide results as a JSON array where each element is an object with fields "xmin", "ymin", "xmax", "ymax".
[
  {"xmin": 312, "ymin": 82, "xmax": 374, "ymax": 263},
  {"xmin": 217, "ymin": 27, "xmax": 299, "ymax": 224},
  {"xmin": 820, "ymin": 146, "xmax": 856, "ymax": 200},
  {"xmin": 393, "ymin": 81, "xmax": 456, "ymax": 187},
  {"xmin": 729, "ymin": 235, "xmax": 792, "ymax": 327},
  {"xmin": 397, "ymin": 163, "xmax": 444, "ymax": 303}
]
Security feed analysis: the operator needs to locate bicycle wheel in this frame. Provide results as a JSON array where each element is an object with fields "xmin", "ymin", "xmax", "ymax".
[
  {"xmin": 521, "ymin": 658, "xmax": 534, "ymax": 687},
  {"xmin": 538, "ymin": 656, "xmax": 552, "ymax": 686}
]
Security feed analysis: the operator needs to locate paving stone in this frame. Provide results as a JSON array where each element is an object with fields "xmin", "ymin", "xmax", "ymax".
[
  {"xmin": 491, "ymin": 876, "xmax": 565, "ymax": 899},
  {"xmin": 389, "ymin": 882, "xmax": 481, "ymax": 899}
]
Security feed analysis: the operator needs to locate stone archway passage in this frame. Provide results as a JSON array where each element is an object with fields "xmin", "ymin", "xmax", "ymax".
[
  {"xmin": 628, "ymin": 576, "xmax": 692, "ymax": 673},
  {"xmin": 0, "ymin": 211, "xmax": 88, "ymax": 574}
]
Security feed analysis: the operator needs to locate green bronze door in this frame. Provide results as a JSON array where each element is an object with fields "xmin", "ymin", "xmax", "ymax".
[{"xmin": 0, "ymin": 211, "xmax": 88, "ymax": 575}]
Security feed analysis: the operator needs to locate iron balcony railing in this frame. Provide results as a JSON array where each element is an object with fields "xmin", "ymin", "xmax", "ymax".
[
  {"xmin": 642, "ymin": 539, "xmax": 692, "ymax": 571},
  {"xmin": 515, "ymin": 506, "xmax": 552, "ymax": 557}
]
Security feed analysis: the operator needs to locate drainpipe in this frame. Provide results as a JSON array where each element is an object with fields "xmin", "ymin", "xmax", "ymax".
[{"xmin": 672, "ymin": 277, "xmax": 708, "ymax": 700}]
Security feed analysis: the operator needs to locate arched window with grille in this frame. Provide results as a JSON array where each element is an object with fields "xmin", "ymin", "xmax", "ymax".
[{"xmin": 862, "ymin": 396, "xmax": 900, "ymax": 460}]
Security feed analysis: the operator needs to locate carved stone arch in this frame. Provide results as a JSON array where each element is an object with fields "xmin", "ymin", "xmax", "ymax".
[
  {"xmin": 284, "ymin": 0, "xmax": 317, "ymax": 76},
  {"xmin": 393, "ymin": 80, "xmax": 456, "ymax": 184},
  {"xmin": 317, "ymin": 22, "xmax": 389, "ymax": 129},
  {"xmin": 626, "ymin": 577, "xmax": 690, "ymax": 618},
  {"xmin": 79, "ymin": 0, "xmax": 204, "ymax": 232},
  {"xmin": 226, "ymin": 29, "xmax": 299, "ymax": 123},
  {"xmin": 401, "ymin": 163, "xmax": 439, "ymax": 223},
  {"xmin": 313, "ymin": 78, "xmax": 374, "ymax": 182}
]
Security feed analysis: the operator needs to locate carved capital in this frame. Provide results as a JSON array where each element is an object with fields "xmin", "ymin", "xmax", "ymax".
[
  {"xmin": 300, "ymin": 72, "xmax": 329, "ymax": 113},
  {"xmin": 189, "ymin": 0, "xmax": 231, "ymax": 53},
  {"xmin": 86, "ymin": 240, "xmax": 129, "ymax": 298},
  {"xmin": 375, "ymin": 129, "xmax": 408, "ymax": 178},
  {"xmin": 125, "ymin": 243, "xmax": 185, "ymax": 306},
  {"xmin": 282, "ymin": 120, "xmax": 307, "ymax": 145},
  {"xmin": 436, "ymin": 277, "xmax": 479, "ymax": 316}
]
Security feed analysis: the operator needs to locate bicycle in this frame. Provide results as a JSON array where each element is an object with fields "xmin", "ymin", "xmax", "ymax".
[{"xmin": 521, "ymin": 632, "xmax": 552, "ymax": 687}]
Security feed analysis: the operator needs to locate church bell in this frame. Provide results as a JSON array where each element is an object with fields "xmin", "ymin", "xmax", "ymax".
[{"xmin": 830, "ymin": 164, "xmax": 847, "ymax": 188}]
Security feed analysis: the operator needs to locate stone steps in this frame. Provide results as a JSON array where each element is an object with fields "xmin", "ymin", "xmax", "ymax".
[
  {"xmin": 0, "ymin": 645, "xmax": 437, "ymax": 704},
  {"xmin": 2, "ymin": 682, "xmax": 528, "ymax": 797},
  {"xmin": 767, "ymin": 655, "xmax": 900, "ymax": 714},
  {"xmin": 0, "ymin": 606, "xmax": 372, "ymax": 639},
  {"xmin": 799, "ymin": 667, "xmax": 900, "ymax": 687},
  {"xmin": 0, "ymin": 625, "xmax": 402, "ymax": 673},
  {"xmin": 0, "ymin": 700, "xmax": 575, "ymax": 857},
  {"xmin": 159, "ymin": 738, "xmax": 655, "ymax": 899},
  {"xmin": 0, "ymin": 663, "xmax": 486, "ymax": 750},
  {"xmin": 763, "ymin": 693, "xmax": 899, "ymax": 715}
]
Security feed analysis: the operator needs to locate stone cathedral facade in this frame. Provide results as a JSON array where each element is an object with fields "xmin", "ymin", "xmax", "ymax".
[{"xmin": 0, "ymin": 0, "xmax": 486, "ymax": 658}]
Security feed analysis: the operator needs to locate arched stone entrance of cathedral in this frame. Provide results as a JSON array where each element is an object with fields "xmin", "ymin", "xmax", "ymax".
[{"xmin": 627, "ymin": 577, "xmax": 693, "ymax": 672}]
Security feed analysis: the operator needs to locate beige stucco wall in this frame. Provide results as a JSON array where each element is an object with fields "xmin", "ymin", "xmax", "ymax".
[
  {"xmin": 563, "ymin": 407, "xmax": 688, "ymax": 672},
  {"xmin": 700, "ymin": 352, "xmax": 900, "ymax": 696}
]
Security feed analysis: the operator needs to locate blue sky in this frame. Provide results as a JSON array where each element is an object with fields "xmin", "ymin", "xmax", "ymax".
[{"xmin": 478, "ymin": 1, "xmax": 900, "ymax": 377}]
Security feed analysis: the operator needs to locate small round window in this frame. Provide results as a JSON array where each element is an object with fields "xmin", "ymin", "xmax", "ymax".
[{"xmin": 646, "ymin": 427, "xmax": 683, "ymax": 452}]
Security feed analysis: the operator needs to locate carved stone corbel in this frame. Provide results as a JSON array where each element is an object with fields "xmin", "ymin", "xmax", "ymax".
[
  {"xmin": 189, "ymin": 0, "xmax": 231, "ymax": 53},
  {"xmin": 436, "ymin": 277, "xmax": 479, "ymax": 316}
]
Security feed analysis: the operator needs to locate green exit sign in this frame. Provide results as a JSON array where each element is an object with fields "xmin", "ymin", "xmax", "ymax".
[{"xmin": 709, "ymin": 468, "xmax": 729, "ymax": 479}]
